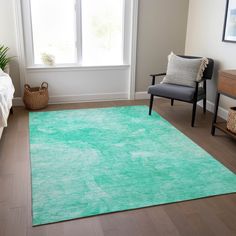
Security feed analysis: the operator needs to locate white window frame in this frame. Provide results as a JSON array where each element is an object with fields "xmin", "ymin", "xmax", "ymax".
[
  {"xmin": 21, "ymin": 0, "xmax": 132, "ymax": 68},
  {"xmin": 14, "ymin": 0, "xmax": 138, "ymax": 100}
]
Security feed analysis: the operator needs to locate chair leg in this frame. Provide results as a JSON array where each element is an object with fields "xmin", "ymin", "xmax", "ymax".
[
  {"xmin": 149, "ymin": 95, "xmax": 154, "ymax": 115},
  {"xmin": 191, "ymin": 102, "xmax": 197, "ymax": 127},
  {"xmin": 203, "ymin": 98, "xmax": 206, "ymax": 113},
  {"xmin": 171, "ymin": 99, "xmax": 174, "ymax": 106}
]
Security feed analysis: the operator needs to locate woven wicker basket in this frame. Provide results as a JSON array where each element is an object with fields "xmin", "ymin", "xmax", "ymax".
[
  {"xmin": 227, "ymin": 107, "xmax": 236, "ymax": 134},
  {"xmin": 23, "ymin": 82, "xmax": 49, "ymax": 110}
]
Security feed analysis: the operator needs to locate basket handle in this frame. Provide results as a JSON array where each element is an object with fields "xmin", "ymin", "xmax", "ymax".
[
  {"xmin": 24, "ymin": 84, "xmax": 31, "ymax": 91},
  {"xmin": 40, "ymin": 82, "xmax": 48, "ymax": 89}
]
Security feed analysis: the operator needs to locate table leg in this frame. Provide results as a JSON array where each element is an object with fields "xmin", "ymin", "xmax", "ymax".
[{"xmin": 211, "ymin": 92, "xmax": 220, "ymax": 136}]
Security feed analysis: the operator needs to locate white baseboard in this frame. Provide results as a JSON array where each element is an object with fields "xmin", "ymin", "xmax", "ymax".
[
  {"xmin": 135, "ymin": 91, "xmax": 228, "ymax": 121},
  {"xmin": 13, "ymin": 92, "xmax": 129, "ymax": 106},
  {"xmin": 13, "ymin": 91, "xmax": 229, "ymax": 121},
  {"xmin": 135, "ymin": 91, "xmax": 150, "ymax": 100},
  {"xmin": 198, "ymin": 100, "xmax": 228, "ymax": 121},
  {"xmin": 135, "ymin": 92, "xmax": 161, "ymax": 100}
]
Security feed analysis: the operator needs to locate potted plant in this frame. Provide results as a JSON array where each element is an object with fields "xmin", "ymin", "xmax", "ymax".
[{"xmin": 0, "ymin": 45, "xmax": 14, "ymax": 73}]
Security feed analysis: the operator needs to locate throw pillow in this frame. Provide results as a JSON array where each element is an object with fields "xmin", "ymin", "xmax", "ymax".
[{"xmin": 161, "ymin": 52, "xmax": 208, "ymax": 87}]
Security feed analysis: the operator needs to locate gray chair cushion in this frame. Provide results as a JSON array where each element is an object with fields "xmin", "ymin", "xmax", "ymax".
[{"xmin": 148, "ymin": 83, "xmax": 205, "ymax": 102}]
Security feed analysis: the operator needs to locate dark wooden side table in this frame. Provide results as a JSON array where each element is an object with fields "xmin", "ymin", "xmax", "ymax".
[{"xmin": 211, "ymin": 70, "xmax": 236, "ymax": 140}]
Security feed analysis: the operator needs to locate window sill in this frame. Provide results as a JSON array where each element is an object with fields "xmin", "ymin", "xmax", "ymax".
[{"xmin": 26, "ymin": 64, "xmax": 130, "ymax": 72}]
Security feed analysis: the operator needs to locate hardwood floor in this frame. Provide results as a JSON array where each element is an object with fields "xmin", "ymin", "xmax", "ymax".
[{"xmin": 0, "ymin": 99, "xmax": 236, "ymax": 236}]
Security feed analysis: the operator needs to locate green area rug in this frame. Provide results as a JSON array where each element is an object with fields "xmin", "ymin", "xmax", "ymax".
[{"xmin": 29, "ymin": 106, "xmax": 236, "ymax": 226}]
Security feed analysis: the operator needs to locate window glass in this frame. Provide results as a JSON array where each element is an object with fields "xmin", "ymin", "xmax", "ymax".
[
  {"xmin": 30, "ymin": 0, "xmax": 77, "ymax": 64},
  {"xmin": 81, "ymin": 0, "xmax": 124, "ymax": 65}
]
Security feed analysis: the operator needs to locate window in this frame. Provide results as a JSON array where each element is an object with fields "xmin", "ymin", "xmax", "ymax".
[
  {"xmin": 30, "ymin": 0, "xmax": 77, "ymax": 64},
  {"xmin": 81, "ymin": 0, "xmax": 123, "ymax": 65},
  {"xmin": 28, "ymin": 0, "xmax": 124, "ymax": 66}
]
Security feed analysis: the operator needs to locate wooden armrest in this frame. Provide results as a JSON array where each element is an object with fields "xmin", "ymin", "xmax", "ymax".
[{"xmin": 149, "ymin": 73, "xmax": 166, "ymax": 85}]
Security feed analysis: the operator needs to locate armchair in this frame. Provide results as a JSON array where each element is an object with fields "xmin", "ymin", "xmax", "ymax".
[{"xmin": 148, "ymin": 56, "xmax": 214, "ymax": 127}]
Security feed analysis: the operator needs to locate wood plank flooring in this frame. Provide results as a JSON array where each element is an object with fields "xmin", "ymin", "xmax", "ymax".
[{"xmin": 0, "ymin": 99, "xmax": 235, "ymax": 236}]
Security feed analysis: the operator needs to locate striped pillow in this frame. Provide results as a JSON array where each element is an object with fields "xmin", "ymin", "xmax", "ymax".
[{"xmin": 161, "ymin": 53, "xmax": 208, "ymax": 87}]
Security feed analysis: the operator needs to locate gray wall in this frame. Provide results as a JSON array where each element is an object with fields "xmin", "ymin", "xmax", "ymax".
[
  {"xmin": 135, "ymin": 0, "xmax": 189, "ymax": 92},
  {"xmin": 185, "ymin": 0, "xmax": 236, "ymax": 109}
]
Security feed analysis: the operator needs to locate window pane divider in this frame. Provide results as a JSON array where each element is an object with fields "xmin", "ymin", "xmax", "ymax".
[{"xmin": 75, "ymin": 0, "xmax": 83, "ymax": 65}]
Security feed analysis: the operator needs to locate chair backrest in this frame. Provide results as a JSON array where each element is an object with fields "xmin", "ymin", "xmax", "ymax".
[{"xmin": 178, "ymin": 55, "xmax": 214, "ymax": 80}]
